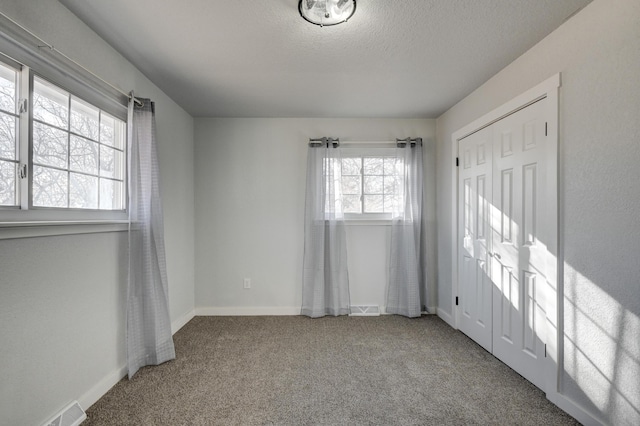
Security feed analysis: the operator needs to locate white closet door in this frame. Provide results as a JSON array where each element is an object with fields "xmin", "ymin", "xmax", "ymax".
[
  {"xmin": 458, "ymin": 126, "xmax": 493, "ymax": 352},
  {"xmin": 491, "ymin": 99, "xmax": 548, "ymax": 390},
  {"xmin": 457, "ymin": 97, "xmax": 552, "ymax": 393}
]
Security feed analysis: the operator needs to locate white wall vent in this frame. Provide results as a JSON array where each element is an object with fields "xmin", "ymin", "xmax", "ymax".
[
  {"xmin": 349, "ymin": 305, "xmax": 380, "ymax": 316},
  {"xmin": 43, "ymin": 401, "xmax": 86, "ymax": 426}
]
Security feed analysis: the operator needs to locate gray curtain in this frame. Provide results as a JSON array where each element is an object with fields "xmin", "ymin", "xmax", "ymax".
[
  {"xmin": 301, "ymin": 141, "xmax": 350, "ymax": 317},
  {"xmin": 126, "ymin": 97, "xmax": 175, "ymax": 378},
  {"xmin": 386, "ymin": 140, "xmax": 424, "ymax": 317}
]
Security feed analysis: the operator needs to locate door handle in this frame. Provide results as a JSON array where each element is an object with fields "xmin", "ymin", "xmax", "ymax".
[{"xmin": 493, "ymin": 252, "xmax": 501, "ymax": 260}]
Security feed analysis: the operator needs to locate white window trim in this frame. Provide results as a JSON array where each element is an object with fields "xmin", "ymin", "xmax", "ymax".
[
  {"xmin": 0, "ymin": 207, "xmax": 128, "ymax": 222},
  {"xmin": 343, "ymin": 219, "xmax": 392, "ymax": 226},
  {"xmin": 0, "ymin": 220, "xmax": 128, "ymax": 240},
  {"xmin": 344, "ymin": 212, "xmax": 392, "ymax": 221}
]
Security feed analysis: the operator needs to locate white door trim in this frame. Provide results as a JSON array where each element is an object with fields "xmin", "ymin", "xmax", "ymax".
[{"xmin": 450, "ymin": 73, "xmax": 560, "ymax": 391}]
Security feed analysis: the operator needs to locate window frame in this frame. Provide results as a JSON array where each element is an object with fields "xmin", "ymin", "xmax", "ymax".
[
  {"xmin": 0, "ymin": 55, "xmax": 21, "ymax": 210},
  {"xmin": 0, "ymin": 54, "xmax": 128, "ymax": 223}
]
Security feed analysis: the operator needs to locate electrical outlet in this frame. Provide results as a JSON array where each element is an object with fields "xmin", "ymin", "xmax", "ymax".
[{"xmin": 243, "ymin": 278, "xmax": 251, "ymax": 289}]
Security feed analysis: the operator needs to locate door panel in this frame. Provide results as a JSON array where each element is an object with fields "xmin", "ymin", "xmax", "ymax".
[
  {"xmin": 491, "ymin": 99, "xmax": 547, "ymax": 390},
  {"xmin": 458, "ymin": 126, "xmax": 492, "ymax": 352}
]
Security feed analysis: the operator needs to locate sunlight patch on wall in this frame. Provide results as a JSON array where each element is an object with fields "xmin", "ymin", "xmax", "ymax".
[{"xmin": 563, "ymin": 263, "xmax": 640, "ymax": 424}]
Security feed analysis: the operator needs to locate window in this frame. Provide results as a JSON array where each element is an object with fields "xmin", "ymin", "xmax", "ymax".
[
  {"xmin": 335, "ymin": 147, "xmax": 403, "ymax": 220},
  {"xmin": 32, "ymin": 77, "xmax": 125, "ymax": 210},
  {"xmin": 0, "ymin": 55, "xmax": 127, "ymax": 220}
]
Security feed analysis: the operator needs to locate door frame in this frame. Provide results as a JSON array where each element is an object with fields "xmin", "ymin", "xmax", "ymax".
[{"xmin": 450, "ymin": 73, "xmax": 560, "ymax": 394}]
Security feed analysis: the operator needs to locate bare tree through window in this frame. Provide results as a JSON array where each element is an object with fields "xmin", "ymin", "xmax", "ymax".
[
  {"xmin": 329, "ymin": 154, "xmax": 404, "ymax": 217},
  {"xmin": 32, "ymin": 77, "xmax": 125, "ymax": 210}
]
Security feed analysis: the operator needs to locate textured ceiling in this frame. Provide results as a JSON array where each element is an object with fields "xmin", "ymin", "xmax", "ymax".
[{"xmin": 59, "ymin": 0, "xmax": 590, "ymax": 118}]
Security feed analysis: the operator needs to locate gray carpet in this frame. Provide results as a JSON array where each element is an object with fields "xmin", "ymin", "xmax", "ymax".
[{"xmin": 85, "ymin": 315, "xmax": 578, "ymax": 425}]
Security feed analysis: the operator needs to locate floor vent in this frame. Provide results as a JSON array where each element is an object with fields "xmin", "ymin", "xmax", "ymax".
[
  {"xmin": 44, "ymin": 401, "xmax": 86, "ymax": 426},
  {"xmin": 349, "ymin": 305, "xmax": 380, "ymax": 316}
]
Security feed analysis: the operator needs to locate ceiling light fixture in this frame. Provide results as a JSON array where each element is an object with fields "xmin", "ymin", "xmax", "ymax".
[{"xmin": 298, "ymin": 0, "xmax": 356, "ymax": 27}]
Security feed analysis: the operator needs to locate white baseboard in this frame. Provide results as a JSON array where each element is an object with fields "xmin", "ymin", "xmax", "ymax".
[
  {"xmin": 171, "ymin": 309, "xmax": 195, "ymax": 334},
  {"xmin": 195, "ymin": 306, "xmax": 301, "ymax": 316},
  {"xmin": 78, "ymin": 364, "xmax": 127, "ymax": 412},
  {"xmin": 195, "ymin": 306, "xmax": 441, "ymax": 317},
  {"xmin": 434, "ymin": 304, "xmax": 601, "ymax": 424},
  {"xmin": 547, "ymin": 390, "xmax": 604, "ymax": 426},
  {"xmin": 436, "ymin": 307, "xmax": 456, "ymax": 328},
  {"xmin": 79, "ymin": 308, "xmax": 195, "ymax": 412}
]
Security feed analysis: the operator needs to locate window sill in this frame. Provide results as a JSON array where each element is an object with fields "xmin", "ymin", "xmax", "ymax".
[
  {"xmin": 344, "ymin": 220, "xmax": 391, "ymax": 226},
  {"xmin": 0, "ymin": 220, "xmax": 129, "ymax": 240}
]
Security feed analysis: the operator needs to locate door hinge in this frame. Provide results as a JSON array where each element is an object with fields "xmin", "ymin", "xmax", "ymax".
[
  {"xmin": 19, "ymin": 98, "xmax": 28, "ymax": 114},
  {"xmin": 456, "ymin": 157, "xmax": 459, "ymax": 167},
  {"xmin": 545, "ymin": 122, "xmax": 548, "ymax": 136},
  {"xmin": 544, "ymin": 344, "xmax": 547, "ymax": 358},
  {"xmin": 19, "ymin": 164, "xmax": 27, "ymax": 179},
  {"xmin": 455, "ymin": 296, "xmax": 459, "ymax": 306}
]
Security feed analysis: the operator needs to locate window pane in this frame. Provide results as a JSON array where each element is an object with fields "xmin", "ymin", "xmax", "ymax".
[
  {"xmin": 0, "ymin": 159, "xmax": 16, "ymax": 205},
  {"xmin": 100, "ymin": 145, "xmax": 123, "ymax": 179},
  {"xmin": 100, "ymin": 113, "xmax": 125, "ymax": 150},
  {"xmin": 384, "ymin": 157, "xmax": 400, "ymax": 175},
  {"xmin": 363, "ymin": 195, "xmax": 383, "ymax": 213},
  {"xmin": 33, "ymin": 122, "xmax": 68, "ymax": 168},
  {"xmin": 363, "ymin": 157, "xmax": 383, "ymax": 175},
  {"xmin": 100, "ymin": 113, "xmax": 115, "ymax": 146},
  {"xmin": 341, "ymin": 157, "xmax": 360, "ymax": 175},
  {"xmin": 384, "ymin": 175, "xmax": 400, "ymax": 194},
  {"xmin": 33, "ymin": 166, "xmax": 68, "ymax": 207},
  {"xmin": 100, "ymin": 178, "xmax": 124, "ymax": 210},
  {"xmin": 364, "ymin": 175, "xmax": 383, "ymax": 194},
  {"xmin": 113, "ymin": 119, "xmax": 125, "ymax": 150},
  {"xmin": 33, "ymin": 78, "xmax": 69, "ymax": 129},
  {"xmin": 384, "ymin": 194, "xmax": 401, "ymax": 213},
  {"xmin": 70, "ymin": 98, "xmax": 99, "ymax": 140},
  {"xmin": 70, "ymin": 135, "xmax": 99, "ymax": 174},
  {"xmin": 343, "ymin": 194, "xmax": 361, "ymax": 213},
  {"xmin": 341, "ymin": 175, "xmax": 361, "ymax": 195},
  {"xmin": 0, "ymin": 63, "xmax": 16, "ymax": 114},
  {"xmin": 0, "ymin": 112, "xmax": 16, "ymax": 160},
  {"xmin": 69, "ymin": 173, "xmax": 98, "ymax": 209}
]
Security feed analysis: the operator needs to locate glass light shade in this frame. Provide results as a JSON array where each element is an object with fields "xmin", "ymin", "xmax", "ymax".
[{"xmin": 299, "ymin": 0, "xmax": 356, "ymax": 27}]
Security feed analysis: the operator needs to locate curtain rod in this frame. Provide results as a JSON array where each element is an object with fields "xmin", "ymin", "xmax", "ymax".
[
  {"xmin": 342, "ymin": 140, "xmax": 395, "ymax": 144},
  {"xmin": 396, "ymin": 137, "xmax": 423, "ymax": 146},
  {"xmin": 309, "ymin": 138, "xmax": 422, "ymax": 147},
  {"xmin": 309, "ymin": 137, "xmax": 340, "ymax": 147},
  {"xmin": 0, "ymin": 11, "xmax": 143, "ymax": 107}
]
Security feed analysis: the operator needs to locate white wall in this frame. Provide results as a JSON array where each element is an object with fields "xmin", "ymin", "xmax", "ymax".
[
  {"xmin": 0, "ymin": 2, "xmax": 195, "ymax": 425},
  {"xmin": 435, "ymin": 0, "xmax": 640, "ymax": 424},
  {"xmin": 194, "ymin": 118, "xmax": 436, "ymax": 314}
]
